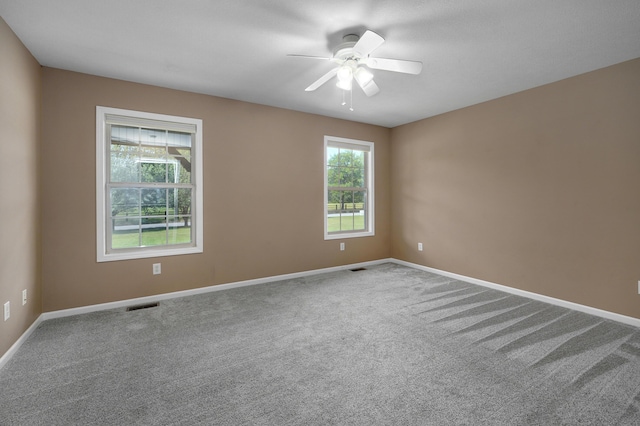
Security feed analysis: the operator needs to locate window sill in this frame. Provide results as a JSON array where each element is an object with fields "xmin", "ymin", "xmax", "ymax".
[
  {"xmin": 324, "ymin": 230, "xmax": 374, "ymax": 240},
  {"xmin": 97, "ymin": 245, "xmax": 203, "ymax": 262}
]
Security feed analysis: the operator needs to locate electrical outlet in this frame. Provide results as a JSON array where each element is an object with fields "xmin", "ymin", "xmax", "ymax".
[
  {"xmin": 418, "ymin": 242, "xmax": 423, "ymax": 251},
  {"xmin": 340, "ymin": 242, "xmax": 345, "ymax": 251},
  {"xmin": 4, "ymin": 301, "xmax": 9, "ymax": 321},
  {"xmin": 22, "ymin": 289, "xmax": 27, "ymax": 306},
  {"xmin": 153, "ymin": 263, "xmax": 161, "ymax": 275}
]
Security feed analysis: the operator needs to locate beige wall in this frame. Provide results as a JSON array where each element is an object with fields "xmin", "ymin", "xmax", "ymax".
[
  {"xmin": 40, "ymin": 68, "xmax": 391, "ymax": 312},
  {"xmin": 391, "ymin": 58, "xmax": 640, "ymax": 319},
  {"xmin": 0, "ymin": 17, "xmax": 42, "ymax": 356}
]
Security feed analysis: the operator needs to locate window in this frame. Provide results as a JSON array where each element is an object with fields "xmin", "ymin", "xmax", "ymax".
[
  {"xmin": 324, "ymin": 136, "xmax": 374, "ymax": 239},
  {"xmin": 96, "ymin": 106, "xmax": 203, "ymax": 262}
]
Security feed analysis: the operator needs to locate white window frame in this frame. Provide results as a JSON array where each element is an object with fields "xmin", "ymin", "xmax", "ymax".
[
  {"xmin": 324, "ymin": 135, "xmax": 375, "ymax": 240},
  {"xmin": 96, "ymin": 106, "xmax": 203, "ymax": 262}
]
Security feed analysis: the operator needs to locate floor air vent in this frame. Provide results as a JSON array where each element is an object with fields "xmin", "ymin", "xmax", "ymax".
[
  {"xmin": 126, "ymin": 302, "xmax": 159, "ymax": 312},
  {"xmin": 350, "ymin": 267, "xmax": 367, "ymax": 272}
]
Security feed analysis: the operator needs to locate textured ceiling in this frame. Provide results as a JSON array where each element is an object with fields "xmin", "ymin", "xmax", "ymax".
[{"xmin": 1, "ymin": 0, "xmax": 639, "ymax": 127}]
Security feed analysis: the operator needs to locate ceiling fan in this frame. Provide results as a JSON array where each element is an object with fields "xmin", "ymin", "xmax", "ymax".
[{"xmin": 289, "ymin": 30, "xmax": 423, "ymax": 98}]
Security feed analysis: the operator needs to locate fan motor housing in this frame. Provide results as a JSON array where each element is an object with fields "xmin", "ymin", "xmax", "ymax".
[{"xmin": 334, "ymin": 34, "xmax": 360, "ymax": 60}]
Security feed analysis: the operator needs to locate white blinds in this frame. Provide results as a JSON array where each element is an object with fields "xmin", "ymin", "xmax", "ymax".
[
  {"xmin": 327, "ymin": 140, "xmax": 371, "ymax": 152},
  {"xmin": 105, "ymin": 113, "xmax": 197, "ymax": 134}
]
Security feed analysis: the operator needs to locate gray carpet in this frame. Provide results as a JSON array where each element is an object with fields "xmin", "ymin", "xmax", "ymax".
[{"xmin": 1, "ymin": 263, "xmax": 639, "ymax": 425}]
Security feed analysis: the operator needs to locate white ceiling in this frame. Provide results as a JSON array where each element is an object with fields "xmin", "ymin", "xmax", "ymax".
[{"xmin": 1, "ymin": 0, "xmax": 639, "ymax": 128}]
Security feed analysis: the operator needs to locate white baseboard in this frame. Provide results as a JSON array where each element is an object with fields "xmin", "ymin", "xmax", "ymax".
[
  {"xmin": 391, "ymin": 259, "xmax": 640, "ymax": 329},
  {"xmin": 1, "ymin": 258, "xmax": 391, "ymax": 370},
  {"xmin": 4, "ymin": 256, "xmax": 638, "ymax": 371},
  {"xmin": 0, "ymin": 314, "xmax": 43, "ymax": 370},
  {"xmin": 41, "ymin": 258, "xmax": 394, "ymax": 321}
]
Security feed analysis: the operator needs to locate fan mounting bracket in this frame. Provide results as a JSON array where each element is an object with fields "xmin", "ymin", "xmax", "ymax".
[{"xmin": 333, "ymin": 34, "xmax": 364, "ymax": 62}]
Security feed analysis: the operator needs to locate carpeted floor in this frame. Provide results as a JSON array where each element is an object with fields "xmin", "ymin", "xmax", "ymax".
[{"xmin": 1, "ymin": 263, "xmax": 639, "ymax": 425}]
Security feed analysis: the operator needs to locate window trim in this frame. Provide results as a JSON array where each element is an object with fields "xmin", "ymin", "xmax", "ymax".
[
  {"xmin": 324, "ymin": 135, "xmax": 375, "ymax": 240},
  {"xmin": 96, "ymin": 106, "xmax": 203, "ymax": 262}
]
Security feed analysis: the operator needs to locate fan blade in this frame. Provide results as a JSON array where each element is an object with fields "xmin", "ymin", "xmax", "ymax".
[
  {"xmin": 287, "ymin": 54, "xmax": 331, "ymax": 60},
  {"xmin": 366, "ymin": 57, "xmax": 423, "ymax": 75},
  {"xmin": 305, "ymin": 68, "xmax": 338, "ymax": 91},
  {"xmin": 354, "ymin": 67, "xmax": 380, "ymax": 97},
  {"xmin": 353, "ymin": 30, "xmax": 385, "ymax": 58}
]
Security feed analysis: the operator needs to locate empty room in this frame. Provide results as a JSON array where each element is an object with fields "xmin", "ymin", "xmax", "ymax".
[{"xmin": 1, "ymin": 1, "xmax": 639, "ymax": 424}]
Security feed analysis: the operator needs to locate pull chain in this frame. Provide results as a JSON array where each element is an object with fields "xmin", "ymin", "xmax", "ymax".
[
  {"xmin": 339, "ymin": 88, "xmax": 354, "ymax": 111},
  {"xmin": 349, "ymin": 88, "xmax": 354, "ymax": 111}
]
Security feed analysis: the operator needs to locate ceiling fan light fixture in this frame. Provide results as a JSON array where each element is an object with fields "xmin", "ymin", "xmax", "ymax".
[
  {"xmin": 336, "ymin": 78, "xmax": 352, "ymax": 91},
  {"xmin": 292, "ymin": 29, "xmax": 422, "ymax": 100},
  {"xmin": 336, "ymin": 64, "xmax": 353, "ymax": 88},
  {"xmin": 354, "ymin": 67, "xmax": 373, "ymax": 85}
]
